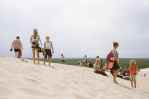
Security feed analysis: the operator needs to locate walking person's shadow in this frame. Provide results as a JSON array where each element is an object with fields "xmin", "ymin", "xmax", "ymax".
[{"xmin": 118, "ymin": 83, "xmax": 131, "ymax": 90}]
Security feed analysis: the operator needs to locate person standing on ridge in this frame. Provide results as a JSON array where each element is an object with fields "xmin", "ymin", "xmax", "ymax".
[
  {"xmin": 129, "ymin": 60, "xmax": 138, "ymax": 88},
  {"xmin": 30, "ymin": 29, "xmax": 42, "ymax": 64},
  {"xmin": 10, "ymin": 36, "xmax": 23, "ymax": 58},
  {"xmin": 43, "ymin": 36, "xmax": 54, "ymax": 66}
]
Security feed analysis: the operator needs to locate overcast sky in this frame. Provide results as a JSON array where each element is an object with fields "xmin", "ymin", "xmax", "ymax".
[{"xmin": 0, "ymin": 0, "xmax": 149, "ymax": 58}]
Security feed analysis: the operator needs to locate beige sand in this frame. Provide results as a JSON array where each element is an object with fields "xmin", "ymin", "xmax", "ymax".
[{"xmin": 0, "ymin": 57, "xmax": 149, "ymax": 99}]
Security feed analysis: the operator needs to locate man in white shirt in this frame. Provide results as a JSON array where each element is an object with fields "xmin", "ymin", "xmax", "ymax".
[{"xmin": 44, "ymin": 36, "xmax": 54, "ymax": 66}]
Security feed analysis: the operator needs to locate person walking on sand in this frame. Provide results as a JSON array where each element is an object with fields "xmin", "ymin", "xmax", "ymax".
[
  {"xmin": 129, "ymin": 60, "xmax": 138, "ymax": 88},
  {"xmin": 107, "ymin": 42, "xmax": 120, "ymax": 84},
  {"xmin": 43, "ymin": 36, "xmax": 54, "ymax": 66},
  {"xmin": 30, "ymin": 29, "xmax": 42, "ymax": 64},
  {"xmin": 10, "ymin": 36, "xmax": 23, "ymax": 58}
]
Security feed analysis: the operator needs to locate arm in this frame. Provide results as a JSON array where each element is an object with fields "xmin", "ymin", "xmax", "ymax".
[
  {"xmin": 11, "ymin": 40, "xmax": 15, "ymax": 49},
  {"xmin": 44, "ymin": 42, "xmax": 46, "ymax": 49},
  {"xmin": 38, "ymin": 36, "xmax": 42, "ymax": 47},
  {"xmin": 51, "ymin": 42, "xmax": 54, "ymax": 53},
  {"xmin": 109, "ymin": 51, "xmax": 115, "ymax": 62},
  {"xmin": 39, "ymin": 38, "xmax": 42, "ymax": 47},
  {"xmin": 30, "ymin": 35, "xmax": 33, "ymax": 44},
  {"xmin": 128, "ymin": 62, "xmax": 132, "ymax": 74},
  {"xmin": 136, "ymin": 65, "xmax": 139, "ymax": 74},
  {"xmin": 20, "ymin": 41, "xmax": 23, "ymax": 50},
  {"xmin": 94, "ymin": 59, "xmax": 97, "ymax": 65}
]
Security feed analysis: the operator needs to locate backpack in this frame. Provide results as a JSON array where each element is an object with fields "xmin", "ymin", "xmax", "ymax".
[
  {"xmin": 106, "ymin": 51, "xmax": 114, "ymax": 69},
  {"xmin": 106, "ymin": 51, "xmax": 114, "ymax": 62}
]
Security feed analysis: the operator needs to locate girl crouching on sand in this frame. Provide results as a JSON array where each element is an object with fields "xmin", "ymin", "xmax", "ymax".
[
  {"xmin": 129, "ymin": 60, "xmax": 138, "ymax": 88},
  {"xmin": 94, "ymin": 56, "xmax": 108, "ymax": 76},
  {"xmin": 44, "ymin": 36, "xmax": 54, "ymax": 66},
  {"xmin": 10, "ymin": 36, "xmax": 23, "ymax": 58},
  {"xmin": 94, "ymin": 56, "xmax": 101, "ymax": 73}
]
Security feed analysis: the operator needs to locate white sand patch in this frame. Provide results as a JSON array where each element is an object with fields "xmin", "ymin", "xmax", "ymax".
[{"xmin": 0, "ymin": 57, "xmax": 148, "ymax": 99}]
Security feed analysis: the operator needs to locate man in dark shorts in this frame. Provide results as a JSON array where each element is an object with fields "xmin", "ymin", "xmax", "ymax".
[
  {"xmin": 44, "ymin": 36, "xmax": 54, "ymax": 66},
  {"xmin": 107, "ymin": 42, "xmax": 120, "ymax": 84}
]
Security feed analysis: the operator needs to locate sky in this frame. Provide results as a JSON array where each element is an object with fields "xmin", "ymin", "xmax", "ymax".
[{"xmin": 0, "ymin": 0, "xmax": 149, "ymax": 58}]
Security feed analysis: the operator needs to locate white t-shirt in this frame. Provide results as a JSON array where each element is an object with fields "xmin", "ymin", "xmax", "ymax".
[{"xmin": 44, "ymin": 41, "xmax": 53, "ymax": 49}]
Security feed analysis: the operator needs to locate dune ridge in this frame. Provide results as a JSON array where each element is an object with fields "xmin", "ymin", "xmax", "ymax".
[{"xmin": 0, "ymin": 57, "xmax": 148, "ymax": 99}]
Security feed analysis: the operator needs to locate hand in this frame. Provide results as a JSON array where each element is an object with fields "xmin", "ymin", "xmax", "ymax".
[{"xmin": 110, "ymin": 57, "xmax": 115, "ymax": 62}]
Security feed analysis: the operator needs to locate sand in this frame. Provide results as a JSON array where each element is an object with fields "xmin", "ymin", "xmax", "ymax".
[{"xmin": 0, "ymin": 57, "xmax": 149, "ymax": 99}]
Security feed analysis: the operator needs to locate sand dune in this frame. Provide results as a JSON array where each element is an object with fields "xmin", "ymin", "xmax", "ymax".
[{"xmin": 0, "ymin": 57, "xmax": 149, "ymax": 99}]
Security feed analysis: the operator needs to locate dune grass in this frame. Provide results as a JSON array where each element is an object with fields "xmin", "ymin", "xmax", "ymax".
[{"xmin": 53, "ymin": 58, "xmax": 149, "ymax": 69}]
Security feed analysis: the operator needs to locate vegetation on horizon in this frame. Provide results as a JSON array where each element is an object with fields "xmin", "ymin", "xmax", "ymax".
[{"xmin": 53, "ymin": 58, "xmax": 149, "ymax": 69}]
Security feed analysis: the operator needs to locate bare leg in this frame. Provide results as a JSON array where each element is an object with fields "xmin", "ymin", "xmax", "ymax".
[
  {"xmin": 130, "ymin": 76, "xmax": 134, "ymax": 88},
  {"xmin": 44, "ymin": 56, "xmax": 46, "ymax": 65},
  {"xmin": 134, "ymin": 76, "xmax": 137, "ymax": 88},
  {"xmin": 16, "ymin": 52, "xmax": 19, "ymax": 58},
  {"xmin": 19, "ymin": 50, "xmax": 22, "ymax": 58},
  {"xmin": 110, "ymin": 70, "xmax": 116, "ymax": 83},
  {"xmin": 44, "ymin": 53, "xmax": 46, "ymax": 65},
  {"xmin": 37, "ymin": 49, "xmax": 40, "ymax": 64},
  {"xmin": 113, "ymin": 72, "xmax": 117, "ymax": 83},
  {"xmin": 17, "ymin": 52, "xmax": 20, "ymax": 58},
  {"xmin": 113, "ymin": 70, "xmax": 119, "ymax": 84},
  {"xmin": 32, "ymin": 48, "xmax": 36, "ymax": 64},
  {"xmin": 17, "ymin": 50, "xmax": 21, "ymax": 58},
  {"xmin": 48, "ymin": 57, "xmax": 52, "ymax": 66}
]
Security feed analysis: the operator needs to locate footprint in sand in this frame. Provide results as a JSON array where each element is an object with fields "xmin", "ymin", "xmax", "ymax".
[
  {"xmin": 19, "ymin": 88, "xmax": 49, "ymax": 96},
  {"xmin": 24, "ymin": 77, "xmax": 41, "ymax": 84},
  {"xmin": 0, "ymin": 97, "xmax": 8, "ymax": 99},
  {"xmin": 0, "ymin": 86, "xmax": 12, "ymax": 96}
]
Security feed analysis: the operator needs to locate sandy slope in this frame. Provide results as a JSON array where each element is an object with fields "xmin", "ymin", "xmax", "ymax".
[{"xmin": 0, "ymin": 57, "xmax": 149, "ymax": 99}]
